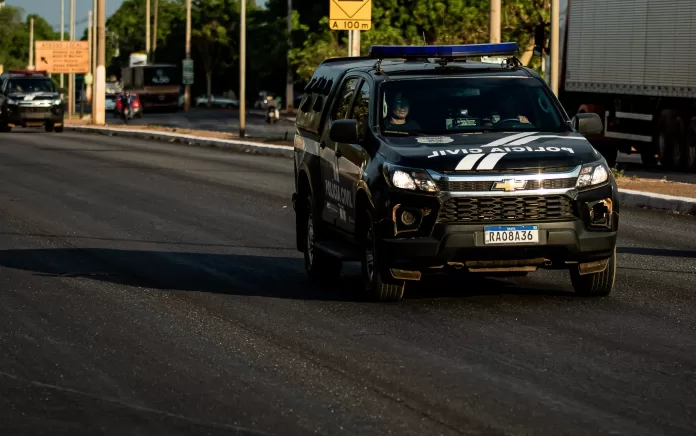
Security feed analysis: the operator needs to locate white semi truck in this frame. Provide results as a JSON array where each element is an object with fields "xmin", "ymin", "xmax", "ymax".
[{"xmin": 558, "ymin": 0, "xmax": 696, "ymax": 170}]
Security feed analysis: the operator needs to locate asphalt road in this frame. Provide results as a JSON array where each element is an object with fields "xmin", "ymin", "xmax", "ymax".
[{"xmin": 0, "ymin": 130, "xmax": 695, "ymax": 436}]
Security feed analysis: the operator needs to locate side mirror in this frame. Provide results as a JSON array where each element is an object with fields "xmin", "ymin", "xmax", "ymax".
[
  {"xmin": 329, "ymin": 119, "xmax": 359, "ymax": 143},
  {"xmin": 573, "ymin": 112, "xmax": 603, "ymax": 136}
]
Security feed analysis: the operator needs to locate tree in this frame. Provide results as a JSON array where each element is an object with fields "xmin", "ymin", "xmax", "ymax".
[{"xmin": 193, "ymin": 21, "xmax": 229, "ymax": 103}]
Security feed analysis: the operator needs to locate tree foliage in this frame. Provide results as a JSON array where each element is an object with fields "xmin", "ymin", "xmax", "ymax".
[
  {"xmin": 0, "ymin": 6, "xmax": 59, "ymax": 71},
  {"xmin": 3, "ymin": 0, "xmax": 550, "ymax": 100}
]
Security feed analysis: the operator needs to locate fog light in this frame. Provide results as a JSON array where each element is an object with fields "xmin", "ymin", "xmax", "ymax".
[
  {"xmin": 588, "ymin": 199, "xmax": 612, "ymax": 228},
  {"xmin": 401, "ymin": 210, "xmax": 416, "ymax": 226}
]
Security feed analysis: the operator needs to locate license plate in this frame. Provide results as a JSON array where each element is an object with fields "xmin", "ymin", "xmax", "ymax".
[{"xmin": 484, "ymin": 225, "xmax": 539, "ymax": 245}]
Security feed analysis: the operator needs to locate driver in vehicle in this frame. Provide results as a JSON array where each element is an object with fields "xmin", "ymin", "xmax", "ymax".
[{"xmin": 383, "ymin": 93, "xmax": 421, "ymax": 133}]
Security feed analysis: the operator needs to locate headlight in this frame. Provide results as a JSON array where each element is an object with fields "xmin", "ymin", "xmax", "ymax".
[
  {"xmin": 6, "ymin": 98, "xmax": 18, "ymax": 105},
  {"xmin": 385, "ymin": 164, "xmax": 438, "ymax": 193},
  {"xmin": 576, "ymin": 162, "xmax": 610, "ymax": 189},
  {"xmin": 52, "ymin": 99, "xmax": 63, "ymax": 106}
]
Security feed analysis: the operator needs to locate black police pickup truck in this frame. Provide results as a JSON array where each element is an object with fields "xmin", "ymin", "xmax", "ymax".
[
  {"xmin": 292, "ymin": 43, "xmax": 619, "ymax": 302},
  {"xmin": 0, "ymin": 70, "xmax": 65, "ymax": 133}
]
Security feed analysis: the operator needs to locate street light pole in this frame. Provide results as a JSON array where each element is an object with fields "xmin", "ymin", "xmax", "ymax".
[
  {"xmin": 490, "ymin": 0, "xmax": 501, "ymax": 43},
  {"xmin": 286, "ymin": 0, "xmax": 293, "ymax": 112},
  {"xmin": 60, "ymin": 0, "xmax": 64, "ymax": 89},
  {"xmin": 550, "ymin": 0, "xmax": 560, "ymax": 95},
  {"xmin": 95, "ymin": 0, "xmax": 106, "ymax": 125},
  {"xmin": 184, "ymin": 0, "xmax": 191, "ymax": 112},
  {"xmin": 87, "ymin": 10, "xmax": 92, "ymax": 104},
  {"xmin": 145, "ymin": 0, "xmax": 151, "ymax": 62},
  {"xmin": 152, "ymin": 0, "xmax": 158, "ymax": 62},
  {"xmin": 28, "ymin": 18, "xmax": 34, "ymax": 69},
  {"xmin": 69, "ymin": 0, "xmax": 75, "ymax": 119},
  {"xmin": 240, "ymin": 0, "xmax": 246, "ymax": 138}
]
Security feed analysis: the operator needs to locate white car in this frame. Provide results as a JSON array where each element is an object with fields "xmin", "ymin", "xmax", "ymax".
[{"xmin": 105, "ymin": 94, "xmax": 117, "ymax": 111}]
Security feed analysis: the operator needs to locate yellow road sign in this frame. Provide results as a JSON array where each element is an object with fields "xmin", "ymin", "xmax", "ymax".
[
  {"xmin": 330, "ymin": 0, "xmax": 372, "ymax": 31},
  {"xmin": 35, "ymin": 41, "xmax": 89, "ymax": 74}
]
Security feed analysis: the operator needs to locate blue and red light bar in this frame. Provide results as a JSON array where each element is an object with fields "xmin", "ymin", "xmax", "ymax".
[{"xmin": 368, "ymin": 42, "xmax": 519, "ymax": 59}]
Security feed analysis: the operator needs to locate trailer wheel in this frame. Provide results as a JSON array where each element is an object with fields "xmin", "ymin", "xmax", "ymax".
[
  {"xmin": 682, "ymin": 116, "xmax": 696, "ymax": 172},
  {"xmin": 657, "ymin": 110, "xmax": 683, "ymax": 170}
]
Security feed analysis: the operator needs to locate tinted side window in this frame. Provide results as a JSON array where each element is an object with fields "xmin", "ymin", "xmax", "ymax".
[
  {"xmin": 351, "ymin": 81, "xmax": 370, "ymax": 142},
  {"xmin": 334, "ymin": 78, "xmax": 359, "ymax": 119}
]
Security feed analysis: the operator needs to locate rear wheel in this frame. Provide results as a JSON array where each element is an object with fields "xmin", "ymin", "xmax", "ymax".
[
  {"xmin": 360, "ymin": 209, "xmax": 405, "ymax": 302},
  {"xmin": 0, "ymin": 123, "xmax": 12, "ymax": 133},
  {"xmin": 303, "ymin": 194, "xmax": 342, "ymax": 284},
  {"xmin": 569, "ymin": 248, "xmax": 616, "ymax": 297}
]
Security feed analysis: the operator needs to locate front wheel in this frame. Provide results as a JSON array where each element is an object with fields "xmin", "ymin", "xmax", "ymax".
[
  {"xmin": 569, "ymin": 248, "xmax": 617, "ymax": 297},
  {"xmin": 0, "ymin": 123, "xmax": 12, "ymax": 133},
  {"xmin": 303, "ymin": 194, "xmax": 342, "ymax": 284},
  {"xmin": 360, "ymin": 209, "xmax": 405, "ymax": 302}
]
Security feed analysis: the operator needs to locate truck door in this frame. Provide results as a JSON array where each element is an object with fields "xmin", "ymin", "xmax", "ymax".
[{"xmin": 320, "ymin": 76, "xmax": 359, "ymax": 228}]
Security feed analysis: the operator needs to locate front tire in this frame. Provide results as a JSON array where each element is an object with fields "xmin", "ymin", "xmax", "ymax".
[
  {"xmin": 360, "ymin": 209, "xmax": 405, "ymax": 302},
  {"xmin": 45, "ymin": 122, "xmax": 55, "ymax": 132},
  {"xmin": 303, "ymin": 194, "xmax": 342, "ymax": 284},
  {"xmin": 0, "ymin": 123, "xmax": 11, "ymax": 133},
  {"xmin": 569, "ymin": 248, "xmax": 616, "ymax": 297}
]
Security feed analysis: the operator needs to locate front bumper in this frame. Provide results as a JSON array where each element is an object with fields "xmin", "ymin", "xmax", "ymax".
[
  {"xmin": 377, "ymin": 183, "xmax": 619, "ymax": 270},
  {"xmin": 4, "ymin": 105, "xmax": 64, "ymax": 126}
]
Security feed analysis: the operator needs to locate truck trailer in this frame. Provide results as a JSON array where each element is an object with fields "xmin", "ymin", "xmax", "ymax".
[{"xmin": 558, "ymin": 0, "xmax": 696, "ymax": 170}]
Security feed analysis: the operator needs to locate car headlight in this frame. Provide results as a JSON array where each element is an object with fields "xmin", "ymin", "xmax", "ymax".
[
  {"xmin": 385, "ymin": 164, "xmax": 438, "ymax": 193},
  {"xmin": 6, "ymin": 98, "xmax": 18, "ymax": 105},
  {"xmin": 52, "ymin": 99, "xmax": 63, "ymax": 106},
  {"xmin": 576, "ymin": 162, "xmax": 610, "ymax": 189}
]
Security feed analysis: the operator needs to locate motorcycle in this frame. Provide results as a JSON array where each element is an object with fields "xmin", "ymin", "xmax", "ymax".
[
  {"xmin": 265, "ymin": 105, "xmax": 280, "ymax": 124},
  {"xmin": 120, "ymin": 96, "xmax": 133, "ymax": 124}
]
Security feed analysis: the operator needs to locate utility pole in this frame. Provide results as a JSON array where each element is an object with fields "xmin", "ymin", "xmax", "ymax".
[
  {"xmin": 86, "ymin": 10, "xmax": 92, "ymax": 104},
  {"xmin": 286, "ymin": 0, "xmax": 293, "ymax": 112},
  {"xmin": 145, "ymin": 0, "xmax": 151, "ymax": 62},
  {"xmin": 240, "ymin": 0, "xmax": 246, "ymax": 138},
  {"xmin": 28, "ymin": 18, "xmax": 35, "ymax": 69},
  {"xmin": 550, "ymin": 0, "xmax": 560, "ymax": 95},
  {"xmin": 347, "ymin": 31, "xmax": 352, "ymax": 56},
  {"xmin": 152, "ymin": 0, "xmax": 159, "ymax": 62},
  {"xmin": 92, "ymin": 0, "xmax": 97, "ymax": 109},
  {"xmin": 490, "ymin": 0, "xmax": 501, "ymax": 43},
  {"xmin": 69, "ymin": 0, "xmax": 75, "ymax": 119},
  {"xmin": 184, "ymin": 0, "xmax": 191, "ymax": 112},
  {"xmin": 95, "ymin": 0, "xmax": 106, "ymax": 125},
  {"xmin": 60, "ymin": 0, "xmax": 64, "ymax": 89}
]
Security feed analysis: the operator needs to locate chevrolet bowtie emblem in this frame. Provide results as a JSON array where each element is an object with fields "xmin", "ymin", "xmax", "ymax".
[{"xmin": 492, "ymin": 179, "xmax": 527, "ymax": 192}]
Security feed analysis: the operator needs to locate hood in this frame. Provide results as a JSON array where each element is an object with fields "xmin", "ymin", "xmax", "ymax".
[{"xmin": 379, "ymin": 131, "xmax": 602, "ymax": 172}]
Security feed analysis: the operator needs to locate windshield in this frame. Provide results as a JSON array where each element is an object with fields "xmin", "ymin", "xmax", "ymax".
[
  {"xmin": 144, "ymin": 66, "xmax": 180, "ymax": 86},
  {"xmin": 378, "ymin": 77, "xmax": 566, "ymax": 136},
  {"xmin": 7, "ymin": 78, "xmax": 55, "ymax": 93}
]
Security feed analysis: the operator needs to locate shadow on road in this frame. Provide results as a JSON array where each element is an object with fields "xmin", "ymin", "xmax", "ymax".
[{"xmin": 0, "ymin": 247, "xmax": 584, "ymax": 302}]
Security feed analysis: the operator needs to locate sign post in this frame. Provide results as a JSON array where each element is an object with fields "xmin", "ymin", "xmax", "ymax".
[
  {"xmin": 329, "ymin": 0, "xmax": 371, "ymax": 57},
  {"xmin": 34, "ymin": 41, "xmax": 90, "ymax": 74}
]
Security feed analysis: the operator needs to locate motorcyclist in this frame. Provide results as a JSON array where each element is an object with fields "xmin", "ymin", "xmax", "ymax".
[{"xmin": 119, "ymin": 92, "xmax": 135, "ymax": 117}]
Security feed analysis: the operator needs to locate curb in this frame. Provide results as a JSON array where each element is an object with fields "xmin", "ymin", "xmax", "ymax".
[
  {"xmin": 66, "ymin": 125, "xmax": 293, "ymax": 158},
  {"xmin": 619, "ymin": 189, "xmax": 696, "ymax": 215}
]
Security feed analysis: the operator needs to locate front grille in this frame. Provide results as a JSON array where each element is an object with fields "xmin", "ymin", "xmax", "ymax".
[
  {"xmin": 437, "ymin": 177, "xmax": 577, "ymax": 192},
  {"xmin": 19, "ymin": 107, "xmax": 51, "ymax": 114},
  {"xmin": 437, "ymin": 195, "xmax": 576, "ymax": 223}
]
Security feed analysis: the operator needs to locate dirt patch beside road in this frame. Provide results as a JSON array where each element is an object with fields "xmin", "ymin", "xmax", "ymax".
[{"xmin": 617, "ymin": 177, "xmax": 696, "ymax": 199}]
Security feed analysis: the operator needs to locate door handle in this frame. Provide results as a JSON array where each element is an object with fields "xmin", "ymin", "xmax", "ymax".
[{"xmin": 335, "ymin": 149, "xmax": 343, "ymax": 158}]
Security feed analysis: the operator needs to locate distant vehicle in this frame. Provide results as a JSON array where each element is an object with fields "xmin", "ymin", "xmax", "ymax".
[
  {"xmin": 195, "ymin": 94, "xmax": 239, "ymax": 109},
  {"xmin": 105, "ymin": 93, "xmax": 117, "ymax": 111},
  {"xmin": 121, "ymin": 64, "xmax": 180, "ymax": 112},
  {"xmin": 557, "ymin": 0, "xmax": 696, "ymax": 170},
  {"xmin": 292, "ymin": 43, "xmax": 619, "ymax": 301},
  {"xmin": 0, "ymin": 70, "xmax": 65, "ymax": 133},
  {"xmin": 115, "ymin": 92, "xmax": 142, "ymax": 119},
  {"xmin": 254, "ymin": 91, "xmax": 280, "ymax": 110}
]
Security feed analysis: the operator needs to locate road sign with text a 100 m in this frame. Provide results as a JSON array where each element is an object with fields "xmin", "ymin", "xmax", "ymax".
[
  {"xmin": 183, "ymin": 59, "xmax": 194, "ymax": 85},
  {"xmin": 330, "ymin": 0, "xmax": 372, "ymax": 31}
]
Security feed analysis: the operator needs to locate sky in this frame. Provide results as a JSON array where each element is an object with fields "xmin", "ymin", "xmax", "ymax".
[{"xmin": 6, "ymin": 0, "xmax": 266, "ymax": 36}]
